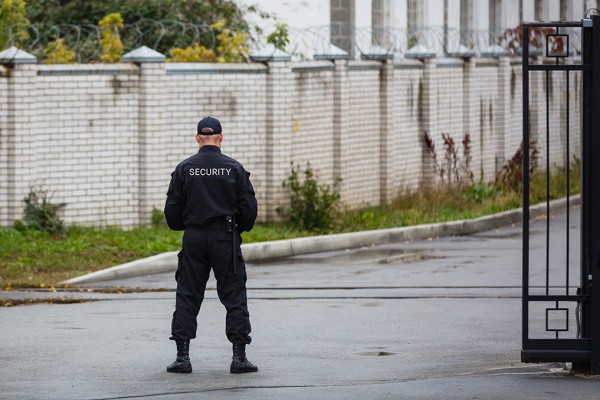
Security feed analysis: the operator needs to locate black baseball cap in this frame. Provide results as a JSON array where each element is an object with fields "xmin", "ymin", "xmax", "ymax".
[{"xmin": 197, "ymin": 116, "xmax": 222, "ymax": 135}]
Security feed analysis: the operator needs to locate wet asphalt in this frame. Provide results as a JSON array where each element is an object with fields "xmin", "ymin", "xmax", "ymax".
[{"xmin": 1, "ymin": 205, "xmax": 600, "ymax": 399}]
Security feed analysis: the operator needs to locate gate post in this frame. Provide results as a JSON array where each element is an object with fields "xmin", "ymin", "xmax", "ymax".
[{"xmin": 586, "ymin": 14, "xmax": 600, "ymax": 374}]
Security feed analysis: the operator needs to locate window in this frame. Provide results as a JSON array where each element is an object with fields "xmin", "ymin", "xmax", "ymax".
[
  {"xmin": 460, "ymin": 0, "xmax": 473, "ymax": 46},
  {"xmin": 407, "ymin": 0, "xmax": 422, "ymax": 48},
  {"xmin": 407, "ymin": 0, "xmax": 421, "ymax": 32},
  {"xmin": 489, "ymin": 0, "xmax": 501, "ymax": 44},
  {"xmin": 372, "ymin": 0, "xmax": 384, "ymax": 45},
  {"xmin": 560, "ymin": 0, "xmax": 568, "ymax": 21},
  {"xmin": 331, "ymin": 0, "xmax": 355, "ymax": 58},
  {"xmin": 535, "ymin": 0, "xmax": 543, "ymax": 21}
]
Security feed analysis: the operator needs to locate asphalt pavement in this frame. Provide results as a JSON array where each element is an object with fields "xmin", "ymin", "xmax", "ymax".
[{"xmin": 2, "ymin": 204, "xmax": 600, "ymax": 399}]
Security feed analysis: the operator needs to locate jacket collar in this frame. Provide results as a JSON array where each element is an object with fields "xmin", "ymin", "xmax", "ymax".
[{"xmin": 199, "ymin": 145, "xmax": 221, "ymax": 153}]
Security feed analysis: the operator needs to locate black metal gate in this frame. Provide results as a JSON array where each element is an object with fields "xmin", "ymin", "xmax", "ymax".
[{"xmin": 522, "ymin": 16, "xmax": 600, "ymax": 373}]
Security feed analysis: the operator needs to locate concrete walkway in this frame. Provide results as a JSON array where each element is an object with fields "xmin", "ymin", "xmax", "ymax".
[{"xmin": 1, "ymin": 203, "xmax": 599, "ymax": 399}]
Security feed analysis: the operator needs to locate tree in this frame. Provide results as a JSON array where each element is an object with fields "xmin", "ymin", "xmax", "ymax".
[
  {"xmin": 25, "ymin": 0, "xmax": 272, "ymax": 57},
  {"xmin": 0, "ymin": 0, "xmax": 30, "ymax": 50},
  {"xmin": 267, "ymin": 22, "xmax": 289, "ymax": 51},
  {"xmin": 99, "ymin": 13, "xmax": 124, "ymax": 63}
]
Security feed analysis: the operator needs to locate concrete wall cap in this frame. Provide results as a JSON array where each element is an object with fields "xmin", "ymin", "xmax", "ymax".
[
  {"xmin": 166, "ymin": 62, "xmax": 267, "ymax": 74},
  {"xmin": 360, "ymin": 45, "xmax": 394, "ymax": 60},
  {"xmin": 446, "ymin": 44, "xmax": 476, "ymax": 58},
  {"xmin": 481, "ymin": 44, "xmax": 510, "ymax": 58},
  {"xmin": 435, "ymin": 57, "xmax": 465, "ymax": 67},
  {"xmin": 250, "ymin": 44, "xmax": 292, "ymax": 62},
  {"xmin": 313, "ymin": 44, "xmax": 349, "ymax": 60},
  {"xmin": 291, "ymin": 60, "xmax": 335, "ymax": 72},
  {"xmin": 404, "ymin": 44, "xmax": 436, "ymax": 59},
  {"xmin": 0, "ymin": 46, "xmax": 37, "ymax": 64}
]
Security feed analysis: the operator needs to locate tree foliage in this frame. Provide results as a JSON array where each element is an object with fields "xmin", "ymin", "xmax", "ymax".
[
  {"xmin": 168, "ymin": 42, "xmax": 216, "ymax": 62},
  {"xmin": 212, "ymin": 18, "xmax": 247, "ymax": 62},
  {"xmin": 25, "ymin": 0, "xmax": 272, "ymax": 61},
  {"xmin": 43, "ymin": 38, "xmax": 76, "ymax": 63},
  {"xmin": 27, "ymin": 0, "xmax": 253, "ymax": 27},
  {"xmin": 99, "ymin": 12, "xmax": 124, "ymax": 63},
  {"xmin": 0, "ymin": 0, "xmax": 30, "ymax": 49},
  {"xmin": 267, "ymin": 22, "xmax": 289, "ymax": 51}
]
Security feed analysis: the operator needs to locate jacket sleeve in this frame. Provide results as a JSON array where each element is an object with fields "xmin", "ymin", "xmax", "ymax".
[
  {"xmin": 164, "ymin": 167, "xmax": 185, "ymax": 231},
  {"xmin": 236, "ymin": 168, "xmax": 258, "ymax": 232}
]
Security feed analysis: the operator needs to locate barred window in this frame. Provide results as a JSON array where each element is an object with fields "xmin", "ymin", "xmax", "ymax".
[
  {"xmin": 372, "ymin": 0, "xmax": 384, "ymax": 45},
  {"xmin": 460, "ymin": 0, "xmax": 473, "ymax": 46},
  {"xmin": 560, "ymin": 0, "xmax": 570, "ymax": 21},
  {"xmin": 535, "ymin": 0, "xmax": 543, "ymax": 21},
  {"xmin": 407, "ymin": 0, "xmax": 421, "ymax": 32},
  {"xmin": 489, "ymin": 0, "xmax": 501, "ymax": 44}
]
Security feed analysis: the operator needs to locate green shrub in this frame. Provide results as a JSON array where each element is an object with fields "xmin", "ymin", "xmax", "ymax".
[
  {"xmin": 464, "ymin": 182, "xmax": 498, "ymax": 203},
  {"xmin": 267, "ymin": 22, "xmax": 290, "ymax": 51},
  {"xmin": 19, "ymin": 184, "xmax": 66, "ymax": 234},
  {"xmin": 44, "ymin": 38, "xmax": 77, "ymax": 64},
  {"xmin": 280, "ymin": 163, "xmax": 341, "ymax": 232},
  {"xmin": 151, "ymin": 207, "xmax": 166, "ymax": 227}
]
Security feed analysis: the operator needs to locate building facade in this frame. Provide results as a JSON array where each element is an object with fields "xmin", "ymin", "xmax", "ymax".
[{"xmin": 236, "ymin": 0, "xmax": 597, "ymax": 58}]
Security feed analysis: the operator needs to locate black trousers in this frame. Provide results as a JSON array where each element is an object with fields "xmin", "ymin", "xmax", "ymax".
[{"xmin": 170, "ymin": 226, "xmax": 251, "ymax": 344}]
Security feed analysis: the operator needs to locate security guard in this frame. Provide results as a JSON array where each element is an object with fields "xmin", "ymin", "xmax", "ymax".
[{"xmin": 164, "ymin": 116, "xmax": 258, "ymax": 374}]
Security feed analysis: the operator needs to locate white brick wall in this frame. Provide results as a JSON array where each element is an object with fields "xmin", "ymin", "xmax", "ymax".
[
  {"xmin": 394, "ymin": 61, "xmax": 424, "ymax": 192},
  {"xmin": 291, "ymin": 63, "xmax": 335, "ymax": 183},
  {"xmin": 0, "ymin": 70, "xmax": 8, "ymax": 226},
  {"xmin": 32, "ymin": 65, "xmax": 140, "ymax": 227},
  {"xmin": 0, "ymin": 56, "xmax": 580, "ymax": 227},
  {"xmin": 343, "ymin": 62, "xmax": 382, "ymax": 207}
]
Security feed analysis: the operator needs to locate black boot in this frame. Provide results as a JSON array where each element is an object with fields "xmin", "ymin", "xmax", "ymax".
[
  {"xmin": 230, "ymin": 343, "xmax": 258, "ymax": 373},
  {"xmin": 166, "ymin": 340, "xmax": 192, "ymax": 373}
]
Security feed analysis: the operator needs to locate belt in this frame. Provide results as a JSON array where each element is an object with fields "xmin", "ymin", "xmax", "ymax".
[{"xmin": 185, "ymin": 218, "xmax": 228, "ymax": 231}]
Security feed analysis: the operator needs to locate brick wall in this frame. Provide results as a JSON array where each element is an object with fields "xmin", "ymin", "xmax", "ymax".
[
  {"xmin": 0, "ymin": 68, "xmax": 8, "ymax": 226},
  {"xmin": 34, "ymin": 65, "xmax": 140, "ymax": 226},
  {"xmin": 393, "ymin": 61, "xmax": 424, "ymax": 191},
  {"xmin": 343, "ymin": 61, "xmax": 381, "ymax": 207},
  {"xmin": 0, "ymin": 53, "xmax": 580, "ymax": 227},
  {"xmin": 291, "ymin": 62, "xmax": 335, "ymax": 184}
]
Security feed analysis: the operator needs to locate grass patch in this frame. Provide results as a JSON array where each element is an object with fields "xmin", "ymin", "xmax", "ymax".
[
  {"xmin": 0, "ymin": 223, "xmax": 309, "ymax": 289},
  {"xmin": 1, "ymin": 164, "xmax": 580, "ymax": 289}
]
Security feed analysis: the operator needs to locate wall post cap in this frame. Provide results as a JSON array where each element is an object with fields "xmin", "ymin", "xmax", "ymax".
[
  {"xmin": 0, "ymin": 46, "xmax": 37, "ymax": 64},
  {"xmin": 122, "ymin": 46, "xmax": 166, "ymax": 63},
  {"xmin": 250, "ymin": 44, "xmax": 292, "ymax": 62}
]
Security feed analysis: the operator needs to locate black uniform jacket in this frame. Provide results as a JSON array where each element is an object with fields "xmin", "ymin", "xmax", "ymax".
[{"xmin": 164, "ymin": 145, "xmax": 258, "ymax": 232}]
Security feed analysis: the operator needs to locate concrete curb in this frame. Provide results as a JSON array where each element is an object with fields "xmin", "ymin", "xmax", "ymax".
[{"xmin": 60, "ymin": 195, "xmax": 580, "ymax": 285}]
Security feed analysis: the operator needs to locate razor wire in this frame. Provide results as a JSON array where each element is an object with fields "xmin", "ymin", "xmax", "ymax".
[
  {"xmin": 1, "ymin": 20, "xmax": 220, "ymax": 63},
  {"xmin": 0, "ymin": 21, "xmax": 584, "ymax": 63},
  {"xmin": 287, "ymin": 25, "xmax": 583, "ymax": 60}
]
